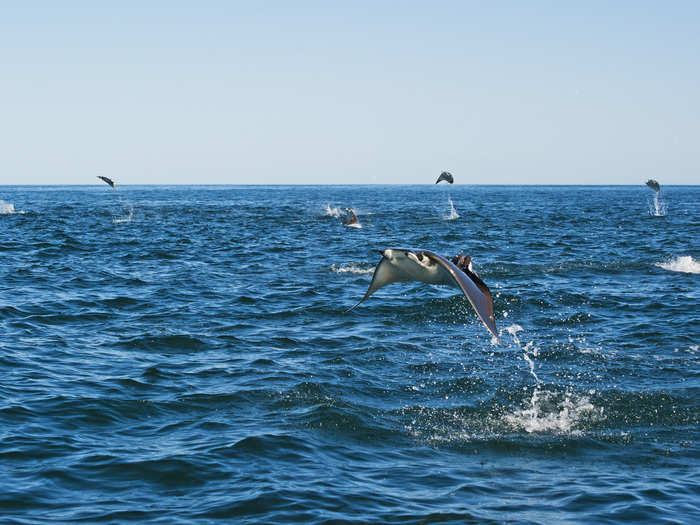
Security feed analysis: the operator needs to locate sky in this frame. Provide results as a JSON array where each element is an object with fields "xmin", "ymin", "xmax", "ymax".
[{"xmin": 1, "ymin": 1, "xmax": 698, "ymax": 185}]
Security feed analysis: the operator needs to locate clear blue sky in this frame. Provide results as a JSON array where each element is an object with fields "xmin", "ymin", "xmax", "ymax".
[{"xmin": 1, "ymin": 1, "xmax": 698, "ymax": 185}]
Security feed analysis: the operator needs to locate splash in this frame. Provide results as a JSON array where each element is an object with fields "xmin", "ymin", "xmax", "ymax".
[
  {"xmin": 113, "ymin": 206, "xmax": 134, "ymax": 224},
  {"xmin": 656, "ymin": 255, "xmax": 700, "ymax": 275},
  {"xmin": 648, "ymin": 192, "xmax": 667, "ymax": 217},
  {"xmin": 0, "ymin": 200, "xmax": 24, "ymax": 214},
  {"xmin": 345, "ymin": 222, "xmax": 362, "ymax": 229},
  {"xmin": 443, "ymin": 197, "xmax": 460, "ymax": 220},
  {"xmin": 521, "ymin": 341, "xmax": 540, "ymax": 383},
  {"xmin": 324, "ymin": 204, "xmax": 343, "ymax": 218},
  {"xmin": 503, "ymin": 390, "xmax": 600, "ymax": 434},
  {"xmin": 0, "ymin": 200, "xmax": 16, "ymax": 214},
  {"xmin": 499, "ymin": 323, "xmax": 604, "ymax": 433},
  {"xmin": 331, "ymin": 263, "xmax": 374, "ymax": 275},
  {"xmin": 504, "ymin": 324, "xmax": 539, "ymax": 383},
  {"xmin": 505, "ymin": 323, "xmax": 524, "ymax": 340},
  {"xmin": 332, "ymin": 262, "xmax": 372, "ymax": 274},
  {"xmin": 102, "ymin": 184, "xmax": 135, "ymax": 223}
]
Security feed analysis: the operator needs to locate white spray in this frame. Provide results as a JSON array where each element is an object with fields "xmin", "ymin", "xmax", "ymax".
[
  {"xmin": 0, "ymin": 200, "xmax": 16, "ymax": 214},
  {"xmin": 648, "ymin": 191, "xmax": 667, "ymax": 217},
  {"xmin": 0, "ymin": 200, "xmax": 25, "ymax": 215},
  {"xmin": 101, "ymin": 180, "xmax": 135, "ymax": 223},
  {"xmin": 444, "ymin": 195, "xmax": 460, "ymax": 220},
  {"xmin": 501, "ymin": 324, "xmax": 599, "ymax": 433},
  {"xmin": 324, "ymin": 204, "xmax": 343, "ymax": 218}
]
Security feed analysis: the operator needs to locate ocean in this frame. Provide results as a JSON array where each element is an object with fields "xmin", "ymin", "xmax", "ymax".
[{"xmin": 1, "ymin": 185, "xmax": 698, "ymax": 523}]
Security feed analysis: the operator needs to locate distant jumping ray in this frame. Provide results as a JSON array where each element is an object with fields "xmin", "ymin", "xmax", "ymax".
[
  {"xmin": 348, "ymin": 249, "xmax": 499, "ymax": 341},
  {"xmin": 343, "ymin": 208, "xmax": 361, "ymax": 227},
  {"xmin": 645, "ymin": 179, "xmax": 666, "ymax": 216},
  {"xmin": 436, "ymin": 171, "xmax": 454, "ymax": 184},
  {"xmin": 646, "ymin": 179, "xmax": 660, "ymax": 192},
  {"xmin": 98, "ymin": 176, "xmax": 116, "ymax": 189}
]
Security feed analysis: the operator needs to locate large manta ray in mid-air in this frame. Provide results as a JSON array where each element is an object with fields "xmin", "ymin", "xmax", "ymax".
[
  {"xmin": 436, "ymin": 171, "xmax": 454, "ymax": 184},
  {"xmin": 348, "ymin": 249, "xmax": 499, "ymax": 342},
  {"xmin": 97, "ymin": 176, "xmax": 115, "ymax": 189},
  {"xmin": 646, "ymin": 179, "xmax": 660, "ymax": 192}
]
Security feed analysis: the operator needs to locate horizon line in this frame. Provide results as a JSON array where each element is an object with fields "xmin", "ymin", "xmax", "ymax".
[{"xmin": 2, "ymin": 183, "xmax": 697, "ymax": 188}]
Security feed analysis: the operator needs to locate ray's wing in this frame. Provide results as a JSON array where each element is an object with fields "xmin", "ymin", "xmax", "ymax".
[
  {"xmin": 346, "ymin": 254, "xmax": 409, "ymax": 312},
  {"xmin": 98, "ymin": 176, "xmax": 115, "ymax": 188},
  {"xmin": 422, "ymin": 251, "xmax": 499, "ymax": 341}
]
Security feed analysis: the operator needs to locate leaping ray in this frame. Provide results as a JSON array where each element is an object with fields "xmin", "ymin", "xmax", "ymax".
[
  {"xmin": 97, "ymin": 176, "xmax": 116, "ymax": 189},
  {"xmin": 347, "ymin": 249, "xmax": 499, "ymax": 341},
  {"xmin": 343, "ymin": 208, "xmax": 361, "ymax": 227},
  {"xmin": 436, "ymin": 171, "xmax": 454, "ymax": 184},
  {"xmin": 645, "ymin": 179, "xmax": 660, "ymax": 192}
]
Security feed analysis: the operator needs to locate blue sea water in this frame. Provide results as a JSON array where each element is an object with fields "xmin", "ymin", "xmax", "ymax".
[{"xmin": 1, "ymin": 185, "xmax": 698, "ymax": 524}]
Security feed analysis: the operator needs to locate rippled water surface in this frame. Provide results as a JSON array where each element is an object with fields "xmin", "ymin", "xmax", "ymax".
[{"xmin": 1, "ymin": 185, "xmax": 698, "ymax": 523}]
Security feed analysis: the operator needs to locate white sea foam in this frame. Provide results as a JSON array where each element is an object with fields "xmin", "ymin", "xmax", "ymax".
[
  {"xmin": 656, "ymin": 256, "xmax": 700, "ymax": 274},
  {"xmin": 331, "ymin": 263, "xmax": 374, "ymax": 275},
  {"xmin": 345, "ymin": 222, "xmax": 362, "ymax": 229},
  {"xmin": 443, "ymin": 197, "xmax": 460, "ymax": 220}
]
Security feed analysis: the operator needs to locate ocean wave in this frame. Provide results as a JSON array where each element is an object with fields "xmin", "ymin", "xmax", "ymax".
[
  {"xmin": 118, "ymin": 333, "xmax": 208, "ymax": 352},
  {"xmin": 655, "ymin": 255, "xmax": 700, "ymax": 274},
  {"xmin": 3, "ymin": 185, "xmax": 699, "ymax": 524}
]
